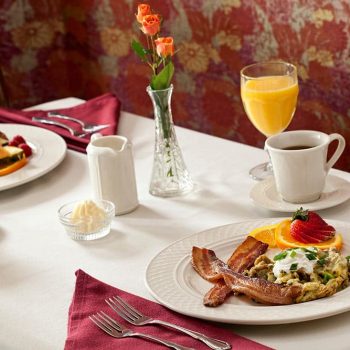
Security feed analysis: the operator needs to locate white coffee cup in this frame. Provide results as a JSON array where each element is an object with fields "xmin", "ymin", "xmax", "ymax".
[{"xmin": 265, "ymin": 130, "xmax": 345, "ymax": 203}]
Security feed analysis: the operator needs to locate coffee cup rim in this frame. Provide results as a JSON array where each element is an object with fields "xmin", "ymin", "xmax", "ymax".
[{"xmin": 265, "ymin": 130, "xmax": 329, "ymax": 152}]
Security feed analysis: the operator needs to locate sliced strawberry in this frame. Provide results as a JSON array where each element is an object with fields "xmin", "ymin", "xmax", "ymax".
[
  {"xmin": 291, "ymin": 225, "xmax": 322, "ymax": 243},
  {"xmin": 290, "ymin": 207, "xmax": 335, "ymax": 244},
  {"xmin": 307, "ymin": 212, "xmax": 328, "ymax": 226},
  {"xmin": 305, "ymin": 228, "xmax": 335, "ymax": 241},
  {"xmin": 296, "ymin": 228, "xmax": 328, "ymax": 243},
  {"xmin": 296, "ymin": 222, "xmax": 334, "ymax": 237},
  {"xmin": 18, "ymin": 143, "xmax": 32, "ymax": 157}
]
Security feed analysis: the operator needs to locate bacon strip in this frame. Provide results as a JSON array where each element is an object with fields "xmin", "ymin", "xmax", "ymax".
[
  {"xmin": 226, "ymin": 236, "xmax": 269, "ymax": 272},
  {"xmin": 192, "ymin": 246, "xmax": 302, "ymax": 305},
  {"xmin": 191, "ymin": 246, "xmax": 226, "ymax": 282},
  {"xmin": 203, "ymin": 237, "xmax": 268, "ymax": 307},
  {"xmin": 203, "ymin": 280, "xmax": 230, "ymax": 307}
]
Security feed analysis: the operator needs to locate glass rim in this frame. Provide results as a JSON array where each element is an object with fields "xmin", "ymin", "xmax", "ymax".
[
  {"xmin": 58, "ymin": 199, "xmax": 115, "ymax": 222},
  {"xmin": 146, "ymin": 84, "xmax": 174, "ymax": 93},
  {"xmin": 240, "ymin": 61, "xmax": 297, "ymax": 79}
]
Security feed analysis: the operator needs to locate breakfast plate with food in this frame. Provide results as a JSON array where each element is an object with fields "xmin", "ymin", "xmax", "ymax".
[
  {"xmin": 145, "ymin": 209, "xmax": 350, "ymax": 325},
  {"xmin": 0, "ymin": 124, "xmax": 66, "ymax": 191}
]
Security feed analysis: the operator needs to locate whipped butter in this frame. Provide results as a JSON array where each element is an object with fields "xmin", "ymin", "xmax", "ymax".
[{"xmin": 71, "ymin": 200, "xmax": 107, "ymax": 234}]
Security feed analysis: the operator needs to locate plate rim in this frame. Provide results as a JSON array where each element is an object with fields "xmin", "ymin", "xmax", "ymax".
[
  {"xmin": 249, "ymin": 174, "xmax": 350, "ymax": 212},
  {"xmin": 0, "ymin": 124, "xmax": 67, "ymax": 191},
  {"xmin": 145, "ymin": 218, "xmax": 350, "ymax": 325}
]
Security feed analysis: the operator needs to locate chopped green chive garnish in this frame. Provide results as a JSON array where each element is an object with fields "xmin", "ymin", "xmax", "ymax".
[
  {"xmin": 290, "ymin": 263, "xmax": 298, "ymax": 271},
  {"xmin": 317, "ymin": 258, "xmax": 326, "ymax": 266},
  {"xmin": 306, "ymin": 253, "xmax": 317, "ymax": 260},
  {"xmin": 304, "ymin": 248, "xmax": 317, "ymax": 253},
  {"xmin": 322, "ymin": 272, "xmax": 334, "ymax": 283},
  {"xmin": 274, "ymin": 251, "xmax": 288, "ymax": 261},
  {"xmin": 346, "ymin": 256, "xmax": 350, "ymax": 261},
  {"xmin": 290, "ymin": 250, "xmax": 297, "ymax": 258}
]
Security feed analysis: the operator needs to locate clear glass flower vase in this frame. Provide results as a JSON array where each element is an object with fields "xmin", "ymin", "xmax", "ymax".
[{"xmin": 147, "ymin": 84, "xmax": 193, "ymax": 197}]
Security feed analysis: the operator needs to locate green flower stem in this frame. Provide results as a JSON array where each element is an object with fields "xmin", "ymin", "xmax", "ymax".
[
  {"xmin": 147, "ymin": 85, "xmax": 176, "ymax": 179},
  {"xmin": 150, "ymin": 36, "xmax": 157, "ymax": 74},
  {"xmin": 160, "ymin": 103, "xmax": 171, "ymax": 141},
  {"xmin": 154, "ymin": 89, "xmax": 172, "ymax": 177},
  {"xmin": 154, "ymin": 90, "xmax": 171, "ymax": 140}
]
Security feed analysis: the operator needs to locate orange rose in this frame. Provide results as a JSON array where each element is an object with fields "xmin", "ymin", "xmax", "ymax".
[
  {"xmin": 141, "ymin": 14, "xmax": 160, "ymax": 36},
  {"xmin": 135, "ymin": 4, "xmax": 151, "ymax": 23},
  {"xmin": 155, "ymin": 37, "xmax": 174, "ymax": 57}
]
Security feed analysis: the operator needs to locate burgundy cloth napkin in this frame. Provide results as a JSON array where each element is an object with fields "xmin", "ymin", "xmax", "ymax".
[
  {"xmin": 64, "ymin": 269, "xmax": 273, "ymax": 350},
  {"xmin": 0, "ymin": 93, "xmax": 121, "ymax": 153}
]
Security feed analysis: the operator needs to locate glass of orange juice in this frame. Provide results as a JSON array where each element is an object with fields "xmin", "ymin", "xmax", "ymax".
[{"xmin": 241, "ymin": 61, "xmax": 298, "ymax": 180}]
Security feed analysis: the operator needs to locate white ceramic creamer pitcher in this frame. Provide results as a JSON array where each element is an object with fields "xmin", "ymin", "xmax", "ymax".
[{"xmin": 87, "ymin": 134, "xmax": 139, "ymax": 215}]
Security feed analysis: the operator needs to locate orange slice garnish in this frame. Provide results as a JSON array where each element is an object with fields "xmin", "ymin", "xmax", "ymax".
[
  {"xmin": 275, "ymin": 219, "xmax": 343, "ymax": 250},
  {"xmin": 248, "ymin": 223, "xmax": 279, "ymax": 248},
  {"xmin": 0, "ymin": 156, "xmax": 27, "ymax": 176}
]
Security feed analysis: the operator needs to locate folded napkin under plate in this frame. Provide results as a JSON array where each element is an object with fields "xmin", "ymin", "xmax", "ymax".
[
  {"xmin": 0, "ymin": 93, "xmax": 121, "ymax": 153},
  {"xmin": 64, "ymin": 270, "xmax": 272, "ymax": 350}
]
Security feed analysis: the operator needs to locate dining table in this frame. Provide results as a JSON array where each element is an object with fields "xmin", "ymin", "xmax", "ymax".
[{"xmin": 1, "ymin": 97, "xmax": 350, "ymax": 350}]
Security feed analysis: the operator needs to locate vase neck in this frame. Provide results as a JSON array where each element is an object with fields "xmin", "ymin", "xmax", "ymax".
[
  {"xmin": 147, "ymin": 84, "xmax": 173, "ymax": 102},
  {"xmin": 147, "ymin": 85, "xmax": 174, "ymax": 140}
]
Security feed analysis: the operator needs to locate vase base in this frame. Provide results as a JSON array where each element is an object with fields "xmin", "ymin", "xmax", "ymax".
[{"xmin": 149, "ymin": 181, "xmax": 194, "ymax": 198}]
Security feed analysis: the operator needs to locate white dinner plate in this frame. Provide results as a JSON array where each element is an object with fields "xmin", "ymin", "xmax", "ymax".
[
  {"xmin": 0, "ymin": 124, "xmax": 66, "ymax": 191},
  {"xmin": 249, "ymin": 175, "xmax": 350, "ymax": 212},
  {"xmin": 145, "ymin": 218, "xmax": 350, "ymax": 325}
]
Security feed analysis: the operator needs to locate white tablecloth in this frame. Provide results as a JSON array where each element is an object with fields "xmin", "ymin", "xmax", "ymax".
[{"xmin": 1, "ymin": 98, "xmax": 350, "ymax": 349}]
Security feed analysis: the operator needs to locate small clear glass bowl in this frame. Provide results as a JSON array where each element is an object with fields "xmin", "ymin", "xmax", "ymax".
[{"xmin": 58, "ymin": 199, "xmax": 115, "ymax": 240}]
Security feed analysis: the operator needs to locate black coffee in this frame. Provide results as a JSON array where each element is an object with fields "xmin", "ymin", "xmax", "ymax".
[{"xmin": 282, "ymin": 145, "xmax": 314, "ymax": 150}]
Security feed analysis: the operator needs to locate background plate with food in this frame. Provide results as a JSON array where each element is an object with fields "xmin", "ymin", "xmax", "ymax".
[{"xmin": 0, "ymin": 124, "xmax": 66, "ymax": 191}]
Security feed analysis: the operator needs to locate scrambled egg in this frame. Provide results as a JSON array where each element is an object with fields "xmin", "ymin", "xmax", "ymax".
[{"xmin": 246, "ymin": 247, "xmax": 349, "ymax": 303}]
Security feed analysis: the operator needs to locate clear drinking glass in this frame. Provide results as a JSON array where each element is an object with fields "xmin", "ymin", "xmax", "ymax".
[{"xmin": 240, "ymin": 61, "xmax": 298, "ymax": 180}]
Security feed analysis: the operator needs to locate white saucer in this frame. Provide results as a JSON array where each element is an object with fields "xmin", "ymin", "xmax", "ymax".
[{"xmin": 250, "ymin": 174, "xmax": 350, "ymax": 212}]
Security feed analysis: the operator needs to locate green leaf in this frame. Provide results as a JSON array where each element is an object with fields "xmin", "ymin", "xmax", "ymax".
[
  {"xmin": 151, "ymin": 61, "xmax": 174, "ymax": 90},
  {"xmin": 131, "ymin": 40, "xmax": 147, "ymax": 62},
  {"xmin": 292, "ymin": 207, "xmax": 309, "ymax": 222}
]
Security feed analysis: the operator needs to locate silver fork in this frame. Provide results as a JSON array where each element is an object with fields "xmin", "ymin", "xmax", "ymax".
[
  {"xmin": 32, "ymin": 117, "xmax": 88, "ymax": 137},
  {"xmin": 89, "ymin": 311, "xmax": 194, "ymax": 350},
  {"xmin": 48, "ymin": 111, "xmax": 109, "ymax": 133},
  {"xmin": 106, "ymin": 296, "xmax": 231, "ymax": 350}
]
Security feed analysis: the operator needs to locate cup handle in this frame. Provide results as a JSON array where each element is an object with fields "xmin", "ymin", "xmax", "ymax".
[{"xmin": 326, "ymin": 133, "xmax": 346, "ymax": 172}]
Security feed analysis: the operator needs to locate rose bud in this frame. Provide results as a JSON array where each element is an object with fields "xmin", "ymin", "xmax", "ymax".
[
  {"xmin": 136, "ymin": 4, "xmax": 151, "ymax": 23},
  {"xmin": 155, "ymin": 37, "xmax": 174, "ymax": 58},
  {"xmin": 141, "ymin": 14, "xmax": 161, "ymax": 36}
]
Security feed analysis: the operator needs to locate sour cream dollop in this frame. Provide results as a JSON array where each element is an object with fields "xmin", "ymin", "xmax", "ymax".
[{"xmin": 273, "ymin": 248, "xmax": 317, "ymax": 277}]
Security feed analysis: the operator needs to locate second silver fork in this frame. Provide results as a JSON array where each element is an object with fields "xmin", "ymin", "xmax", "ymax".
[
  {"xmin": 90, "ymin": 311, "xmax": 194, "ymax": 350},
  {"xmin": 106, "ymin": 296, "xmax": 231, "ymax": 350},
  {"xmin": 48, "ymin": 111, "xmax": 109, "ymax": 133}
]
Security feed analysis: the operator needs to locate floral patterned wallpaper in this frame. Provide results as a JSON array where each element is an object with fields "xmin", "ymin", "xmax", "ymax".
[{"xmin": 1, "ymin": 0, "xmax": 349, "ymax": 170}]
